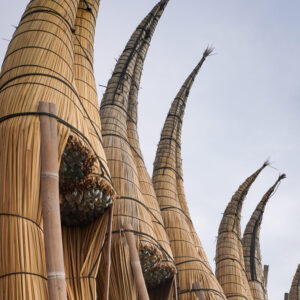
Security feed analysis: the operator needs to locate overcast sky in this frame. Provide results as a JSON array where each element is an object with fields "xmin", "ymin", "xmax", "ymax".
[{"xmin": 1, "ymin": 1, "xmax": 300, "ymax": 299}]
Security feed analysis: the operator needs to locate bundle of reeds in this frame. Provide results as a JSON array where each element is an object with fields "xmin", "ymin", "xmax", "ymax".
[
  {"xmin": 0, "ymin": 0, "xmax": 114, "ymax": 298},
  {"xmin": 60, "ymin": 0, "xmax": 115, "ymax": 227},
  {"xmin": 61, "ymin": 1, "xmax": 116, "ymax": 299},
  {"xmin": 288, "ymin": 265, "xmax": 300, "ymax": 300},
  {"xmin": 125, "ymin": 2, "xmax": 178, "ymax": 299},
  {"xmin": 215, "ymin": 162, "xmax": 269, "ymax": 300},
  {"xmin": 152, "ymin": 48, "xmax": 227, "ymax": 300},
  {"xmin": 242, "ymin": 174, "xmax": 285, "ymax": 300},
  {"xmin": 98, "ymin": 1, "xmax": 174, "ymax": 299}
]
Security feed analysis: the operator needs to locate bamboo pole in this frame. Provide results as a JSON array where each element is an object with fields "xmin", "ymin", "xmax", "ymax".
[
  {"xmin": 0, "ymin": 0, "xmax": 81, "ymax": 297},
  {"xmin": 173, "ymin": 276, "xmax": 179, "ymax": 300},
  {"xmin": 285, "ymin": 293, "xmax": 289, "ymax": 300},
  {"xmin": 39, "ymin": 102, "xmax": 67, "ymax": 300},
  {"xmin": 264, "ymin": 265, "xmax": 269, "ymax": 288},
  {"xmin": 192, "ymin": 282, "xmax": 205, "ymax": 300},
  {"xmin": 103, "ymin": 204, "xmax": 114, "ymax": 300},
  {"xmin": 124, "ymin": 224, "xmax": 150, "ymax": 300}
]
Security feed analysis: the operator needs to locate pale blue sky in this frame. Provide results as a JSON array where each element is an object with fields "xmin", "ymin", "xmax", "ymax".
[{"xmin": 1, "ymin": 1, "xmax": 300, "ymax": 299}]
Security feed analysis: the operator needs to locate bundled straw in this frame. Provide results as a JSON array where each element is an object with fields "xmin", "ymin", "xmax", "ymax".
[
  {"xmin": 216, "ymin": 162, "xmax": 269, "ymax": 300},
  {"xmin": 0, "ymin": 0, "xmax": 114, "ymax": 298},
  {"xmin": 125, "ymin": 1, "xmax": 177, "ymax": 298},
  {"xmin": 152, "ymin": 48, "xmax": 226, "ymax": 300},
  {"xmin": 62, "ymin": 1, "xmax": 116, "ymax": 299},
  {"xmin": 98, "ymin": 1, "xmax": 172, "ymax": 299},
  {"xmin": 288, "ymin": 265, "xmax": 300, "ymax": 300},
  {"xmin": 60, "ymin": 0, "xmax": 115, "ymax": 227},
  {"xmin": 242, "ymin": 174, "xmax": 286, "ymax": 300}
]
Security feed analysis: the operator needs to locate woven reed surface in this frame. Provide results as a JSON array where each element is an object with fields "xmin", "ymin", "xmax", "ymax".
[
  {"xmin": 98, "ymin": 2, "xmax": 172, "ymax": 299},
  {"xmin": 216, "ymin": 163, "xmax": 268, "ymax": 300},
  {"xmin": 152, "ymin": 50, "xmax": 226, "ymax": 300},
  {"xmin": 242, "ymin": 175, "xmax": 285, "ymax": 300},
  {"xmin": 288, "ymin": 265, "xmax": 300, "ymax": 300},
  {"xmin": 0, "ymin": 0, "xmax": 113, "ymax": 298}
]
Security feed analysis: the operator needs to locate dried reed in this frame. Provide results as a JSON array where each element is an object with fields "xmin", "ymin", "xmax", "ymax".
[
  {"xmin": 216, "ymin": 162, "xmax": 269, "ymax": 300},
  {"xmin": 288, "ymin": 265, "xmax": 300, "ymax": 300},
  {"xmin": 152, "ymin": 48, "xmax": 226, "ymax": 300},
  {"xmin": 61, "ymin": 1, "xmax": 117, "ymax": 299},
  {"xmin": 242, "ymin": 174, "xmax": 285, "ymax": 300},
  {"xmin": 98, "ymin": 1, "xmax": 171, "ymax": 299},
  {"xmin": 0, "ymin": 0, "xmax": 114, "ymax": 298},
  {"xmin": 125, "ymin": 1, "xmax": 177, "ymax": 298}
]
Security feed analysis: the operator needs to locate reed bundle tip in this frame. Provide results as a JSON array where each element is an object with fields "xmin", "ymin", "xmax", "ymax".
[
  {"xmin": 279, "ymin": 173, "xmax": 287, "ymax": 181},
  {"xmin": 203, "ymin": 46, "xmax": 214, "ymax": 58}
]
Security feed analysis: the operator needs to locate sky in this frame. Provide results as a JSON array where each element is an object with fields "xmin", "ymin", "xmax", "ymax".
[{"xmin": 1, "ymin": 1, "xmax": 300, "ymax": 299}]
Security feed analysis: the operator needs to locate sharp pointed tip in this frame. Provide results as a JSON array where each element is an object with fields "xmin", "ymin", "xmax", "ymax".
[{"xmin": 263, "ymin": 159, "xmax": 270, "ymax": 167}]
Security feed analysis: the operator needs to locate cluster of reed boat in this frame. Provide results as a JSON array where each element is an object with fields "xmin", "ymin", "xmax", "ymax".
[{"xmin": 0, "ymin": 0, "xmax": 298, "ymax": 299}]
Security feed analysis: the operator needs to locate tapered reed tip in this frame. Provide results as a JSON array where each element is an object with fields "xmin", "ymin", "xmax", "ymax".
[
  {"xmin": 279, "ymin": 173, "xmax": 286, "ymax": 181},
  {"xmin": 203, "ymin": 46, "xmax": 214, "ymax": 58}
]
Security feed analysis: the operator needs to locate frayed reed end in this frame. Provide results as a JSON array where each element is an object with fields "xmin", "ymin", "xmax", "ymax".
[
  {"xmin": 263, "ymin": 159, "xmax": 271, "ymax": 167},
  {"xmin": 279, "ymin": 173, "xmax": 287, "ymax": 181},
  {"xmin": 203, "ymin": 46, "xmax": 214, "ymax": 58}
]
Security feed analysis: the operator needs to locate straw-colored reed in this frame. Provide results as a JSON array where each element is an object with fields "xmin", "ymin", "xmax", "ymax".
[
  {"xmin": 98, "ymin": 1, "xmax": 172, "ymax": 299},
  {"xmin": 216, "ymin": 162, "xmax": 269, "ymax": 300},
  {"xmin": 125, "ymin": 2, "xmax": 177, "ymax": 298},
  {"xmin": 60, "ymin": 0, "xmax": 115, "ymax": 226},
  {"xmin": 152, "ymin": 48, "xmax": 227, "ymax": 300},
  {"xmin": 288, "ymin": 265, "xmax": 300, "ymax": 300},
  {"xmin": 61, "ymin": 1, "xmax": 116, "ymax": 299},
  {"xmin": 242, "ymin": 174, "xmax": 285, "ymax": 300},
  {"xmin": 0, "ymin": 0, "xmax": 114, "ymax": 298}
]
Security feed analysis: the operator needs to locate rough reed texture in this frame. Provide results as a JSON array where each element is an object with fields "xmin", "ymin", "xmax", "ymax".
[
  {"xmin": 125, "ymin": 1, "xmax": 177, "ymax": 298},
  {"xmin": 0, "ymin": 0, "xmax": 114, "ymax": 298},
  {"xmin": 60, "ymin": 0, "xmax": 115, "ymax": 227},
  {"xmin": 63, "ymin": 211, "xmax": 110, "ymax": 300},
  {"xmin": 62, "ymin": 1, "xmax": 115, "ymax": 299},
  {"xmin": 288, "ymin": 265, "xmax": 300, "ymax": 300},
  {"xmin": 216, "ymin": 162, "xmax": 269, "ymax": 300},
  {"xmin": 242, "ymin": 174, "xmax": 285, "ymax": 300},
  {"xmin": 98, "ymin": 1, "xmax": 172, "ymax": 299},
  {"xmin": 152, "ymin": 48, "xmax": 226, "ymax": 300}
]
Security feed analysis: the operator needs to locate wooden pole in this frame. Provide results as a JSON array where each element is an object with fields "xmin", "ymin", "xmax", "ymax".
[
  {"xmin": 264, "ymin": 265, "xmax": 269, "ymax": 288},
  {"xmin": 173, "ymin": 275, "xmax": 179, "ymax": 300},
  {"xmin": 124, "ymin": 224, "xmax": 150, "ymax": 300},
  {"xmin": 192, "ymin": 281, "xmax": 205, "ymax": 300},
  {"xmin": 284, "ymin": 293, "xmax": 289, "ymax": 300},
  {"xmin": 39, "ymin": 102, "xmax": 67, "ymax": 300},
  {"xmin": 103, "ymin": 204, "xmax": 114, "ymax": 300}
]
